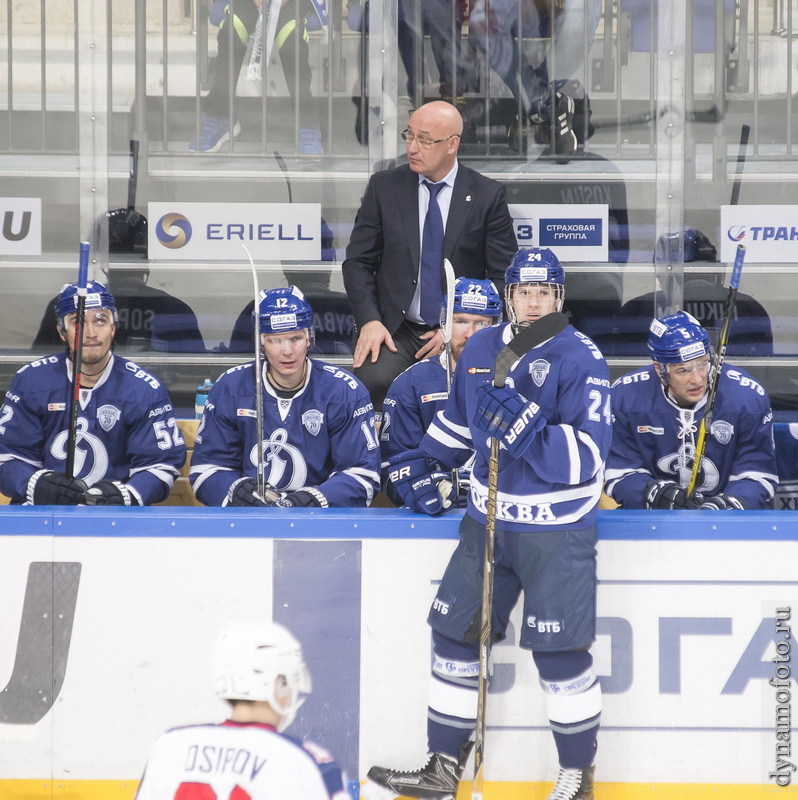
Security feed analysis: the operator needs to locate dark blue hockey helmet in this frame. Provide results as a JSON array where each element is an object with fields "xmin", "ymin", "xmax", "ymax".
[
  {"xmin": 504, "ymin": 248, "xmax": 565, "ymax": 324},
  {"xmin": 505, "ymin": 247, "xmax": 565, "ymax": 287},
  {"xmin": 647, "ymin": 311, "xmax": 711, "ymax": 364},
  {"xmin": 255, "ymin": 286, "xmax": 315, "ymax": 345},
  {"xmin": 55, "ymin": 280, "xmax": 118, "ymax": 329},
  {"xmin": 442, "ymin": 277, "xmax": 503, "ymax": 321}
]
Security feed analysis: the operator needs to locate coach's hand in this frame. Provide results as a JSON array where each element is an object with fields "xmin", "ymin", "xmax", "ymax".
[
  {"xmin": 473, "ymin": 384, "xmax": 547, "ymax": 457},
  {"xmin": 386, "ymin": 449, "xmax": 456, "ymax": 515},
  {"xmin": 26, "ymin": 470, "xmax": 87, "ymax": 505},
  {"xmin": 84, "ymin": 480, "xmax": 139, "ymax": 506},
  {"xmin": 644, "ymin": 480, "xmax": 702, "ymax": 510}
]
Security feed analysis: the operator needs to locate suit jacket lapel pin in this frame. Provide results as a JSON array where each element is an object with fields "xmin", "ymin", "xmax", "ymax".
[{"xmin": 465, "ymin": 195, "xmax": 472, "ymax": 202}]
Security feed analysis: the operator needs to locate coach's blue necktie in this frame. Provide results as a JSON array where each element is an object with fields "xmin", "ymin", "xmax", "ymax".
[{"xmin": 420, "ymin": 180, "xmax": 446, "ymax": 328}]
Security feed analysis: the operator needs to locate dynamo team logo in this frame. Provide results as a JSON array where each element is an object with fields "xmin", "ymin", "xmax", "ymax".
[
  {"xmin": 156, "ymin": 213, "xmax": 192, "ymax": 249},
  {"xmin": 727, "ymin": 225, "xmax": 746, "ymax": 242}
]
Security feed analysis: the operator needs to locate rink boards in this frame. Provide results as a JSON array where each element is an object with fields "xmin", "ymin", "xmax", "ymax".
[{"xmin": 0, "ymin": 507, "xmax": 796, "ymax": 798}]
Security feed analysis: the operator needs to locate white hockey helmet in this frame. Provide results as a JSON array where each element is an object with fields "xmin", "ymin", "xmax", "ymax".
[{"xmin": 212, "ymin": 621, "xmax": 312, "ymax": 732}]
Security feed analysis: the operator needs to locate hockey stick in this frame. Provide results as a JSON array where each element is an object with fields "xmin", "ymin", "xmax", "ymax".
[
  {"xmin": 243, "ymin": 245, "xmax": 267, "ymax": 501},
  {"xmin": 472, "ymin": 310, "xmax": 569, "ymax": 800},
  {"xmin": 442, "ymin": 259, "xmax": 460, "ymax": 497},
  {"xmin": 273, "ymin": 150, "xmax": 293, "ymax": 203},
  {"xmin": 686, "ymin": 244, "xmax": 745, "ymax": 499},
  {"xmin": 65, "ymin": 242, "xmax": 90, "ymax": 480}
]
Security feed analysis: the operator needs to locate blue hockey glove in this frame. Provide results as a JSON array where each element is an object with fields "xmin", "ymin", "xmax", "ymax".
[
  {"xmin": 386, "ymin": 449, "xmax": 456, "ymax": 515},
  {"xmin": 274, "ymin": 488, "xmax": 329, "ymax": 508},
  {"xmin": 26, "ymin": 470, "xmax": 87, "ymax": 505},
  {"xmin": 83, "ymin": 480, "xmax": 139, "ymax": 506},
  {"xmin": 473, "ymin": 384, "xmax": 547, "ymax": 457},
  {"xmin": 226, "ymin": 477, "xmax": 281, "ymax": 507},
  {"xmin": 697, "ymin": 493, "xmax": 747, "ymax": 511},
  {"xmin": 644, "ymin": 480, "xmax": 702, "ymax": 510}
]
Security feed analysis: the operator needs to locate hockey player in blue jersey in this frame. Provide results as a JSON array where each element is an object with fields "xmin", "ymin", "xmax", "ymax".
[
  {"xmin": 0, "ymin": 280, "xmax": 186, "ymax": 506},
  {"xmin": 136, "ymin": 621, "xmax": 349, "ymax": 800},
  {"xmin": 364, "ymin": 248, "xmax": 611, "ymax": 800},
  {"xmin": 190, "ymin": 286, "xmax": 380, "ymax": 507},
  {"xmin": 379, "ymin": 276, "xmax": 503, "ymax": 505},
  {"xmin": 604, "ymin": 311, "xmax": 778, "ymax": 510}
]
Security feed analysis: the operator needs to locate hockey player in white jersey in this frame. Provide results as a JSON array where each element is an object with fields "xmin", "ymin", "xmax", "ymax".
[
  {"xmin": 136, "ymin": 621, "xmax": 349, "ymax": 800},
  {"xmin": 379, "ymin": 276, "xmax": 503, "ymax": 504},
  {"xmin": 605, "ymin": 311, "xmax": 778, "ymax": 509},
  {"xmin": 190, "ymin": 286, "xmax": 380, "ymax": 507},
  {"xmin": 0, "ymin": 280, "xmax": 185, "ymax": 505},
  {"xmin": 365, "ymin": 248, "xmax": 611, "ymax": 800}
]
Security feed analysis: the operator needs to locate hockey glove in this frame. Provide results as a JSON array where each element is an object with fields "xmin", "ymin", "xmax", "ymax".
[
  {"xmin": 697, "ymin": 493, "xmax": 747, "ymax": 511},
  {"xmin": 26, "ymin": 470, "xmax": 87, "ymax": 505},
  {"xmin": 386, "ymin": 449, "xmax": 456, "ymax": 515},
  {"xmin": 274, "ymin": 488, "xmax": 329, "ymax": 508},
  {"xmin": 83, "ymin": 480, "xmax": 140, "ymax": 506},
  {"xmin": 644, "ymin": 480, "xmax": 701, "ymax": 510},
  {"xmin": 226, "ymin": 477, "xmax": 281, "ymax": 507},
  {"xmin": 473, "ymin": 384, "xmax": 547, "ymax": 458}
]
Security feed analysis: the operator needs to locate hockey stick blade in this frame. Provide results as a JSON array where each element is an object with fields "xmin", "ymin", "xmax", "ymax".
[{"xmin": 494, "ymin": 312, "xmax": 569, "ymax": 388}]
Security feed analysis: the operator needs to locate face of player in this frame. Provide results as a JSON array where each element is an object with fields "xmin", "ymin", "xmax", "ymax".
[
  {"xmin": 656, "ymin": 355, "xmax": 711, "ymax": 407},
  {"xmin": 405, "ymin": 103, "xmax": 461, "ymax": 183},
  {"xmin": 510, "ymin": 283, "xmax": 560, "ymax": 325},
  {"xmin": 261, "ymin": 330, "xmax": 310, "ymax": 388},
  {"xmin": 451, "ymin": 313, "xmax": 492, "ymax": 361},
  {"xmin": 60, "ymin": 309, "xmax": 116, "ymax": 368}
]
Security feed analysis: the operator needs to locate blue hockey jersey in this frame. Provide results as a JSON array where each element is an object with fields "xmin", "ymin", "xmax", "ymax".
[
  {"xmin": 604, "ymin": 364, "xmax": 778, "ymax": 509},
  {"xmin": 0, "ymin": 353, "xmax": 185, "ymax": 504},
  {"xmin": 421, "ymin": 322, "xmax": 612, "ymax": 532},
  {"xmin": 381, "ymin": 353, "xmax": 474, "ymax": 496},
  {"xmin": 189, "ymin": 358, "xmax": 380, "ymax": 506}
]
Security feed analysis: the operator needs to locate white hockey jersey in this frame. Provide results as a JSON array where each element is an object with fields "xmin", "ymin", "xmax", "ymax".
[{"xmin": 136, "ymin": 720, "xmax": 348, "ymax": 800}]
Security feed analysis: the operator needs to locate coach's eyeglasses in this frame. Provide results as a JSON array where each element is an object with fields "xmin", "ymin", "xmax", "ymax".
[{"xmin": 401, "ymin": 130, "xmax": 459, "ymax": 148}]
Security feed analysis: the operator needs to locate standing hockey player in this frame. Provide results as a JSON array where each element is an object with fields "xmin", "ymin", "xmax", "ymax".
[
  {"xmin": 379, "ymin": 276, "xmax": 503, "ymax": 504},
  {"xmin": 365, "ymin": 248, "xmax": 611, "ymax": 800},
  {"xmin": 0, "ymin": 280, "xmax": 186, "ymax": 505},
  {"xmin": 604, "ymin": 311, "xmax": 777, "ymax": 509},
  {"xmin": 190, "ymin": 286, "xmax": 380, "ymax": 507},
  {"xmin": 135, "ymin": 621, "xmax": 349, "ymax": 800}
]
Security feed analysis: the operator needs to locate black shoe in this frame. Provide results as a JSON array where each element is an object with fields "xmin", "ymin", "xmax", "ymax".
[
  {"xmin": 534, "ymin": 91, "xmax": 577, "ymax": 157},
  {"xmin": 546, "ymin": 765, "xmax": 595, "ymax": 800},
  {"xmin": 364, "ymin": 752, "xmax": 461, "ymax": 800}
]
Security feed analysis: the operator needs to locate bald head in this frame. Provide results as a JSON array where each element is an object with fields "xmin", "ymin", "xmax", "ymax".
[{"xmin": 405, "ymin": 101, "xmax": 463, "ymax": 182}]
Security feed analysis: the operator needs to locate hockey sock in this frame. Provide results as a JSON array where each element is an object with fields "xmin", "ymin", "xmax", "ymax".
[
  {"xmin": 533, "ymin": 649, "xmax": 601, "ymax": 768},
  {"xmin": 427, "ymin": 631, "xmax": 479, "ymax": 760}
]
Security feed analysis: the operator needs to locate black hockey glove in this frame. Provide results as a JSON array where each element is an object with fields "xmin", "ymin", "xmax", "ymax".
[
  {"xmin": 274, "ymin": 488, "xmax": 329, "ymax": 508},
  {"xmin": 26, "ymin": 470, "xmax": 87, "ymax": 505},
  {"xmin": 644, "ymin": 479, "xmax": 701, "ymax": 510},
  {"xmin": 226, "ymin": 477, "xmax": 280, "ymax": 507},
  {"xmin": 697, "ymin": 493, "xmax": 747, "ymax": 511},
  {"xmin": 473, "ymin": 384, "xmax": 547, "ymax": 457},
  {"xmin": 385, "ymin": 449, "xmax": 456, "ymax": 515},
  {"xmin": 83, "ymin": 480, "xmax": 140, "ymax": 506}
]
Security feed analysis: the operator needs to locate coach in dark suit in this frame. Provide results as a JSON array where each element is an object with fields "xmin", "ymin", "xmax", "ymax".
[{"xmin": 343, "ymin": 100, "xmax": 518, "ymax": 410}]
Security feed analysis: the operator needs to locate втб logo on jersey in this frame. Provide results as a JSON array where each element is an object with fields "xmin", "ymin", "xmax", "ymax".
[
  {"xmin": 250, "ymin": 428, "xmax": 307, "ymax": 489},
  {"xmin": 156, "ymin": 213, "xmax": 192, "ymax": 249}
]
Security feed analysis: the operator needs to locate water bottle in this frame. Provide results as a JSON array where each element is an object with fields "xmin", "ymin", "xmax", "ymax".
[{"xmin": 195, "ymin": 379, "xmax": 213, "ymax": 419}]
